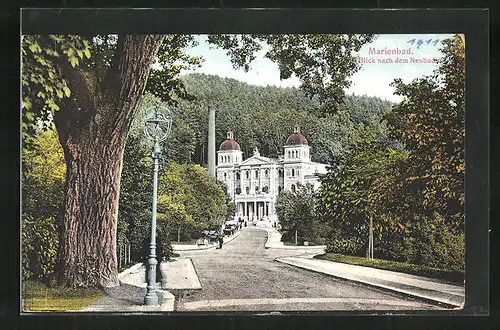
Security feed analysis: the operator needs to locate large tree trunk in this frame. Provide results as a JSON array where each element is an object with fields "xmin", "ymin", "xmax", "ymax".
[{"xmin": 54, "ymin": 35, "xmax": 165, "ymax": 288}]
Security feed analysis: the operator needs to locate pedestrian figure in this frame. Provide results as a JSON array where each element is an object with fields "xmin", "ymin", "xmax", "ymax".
[{"xmin": 218, "ymin": 233, "xmax": 223, "ymax": 249}]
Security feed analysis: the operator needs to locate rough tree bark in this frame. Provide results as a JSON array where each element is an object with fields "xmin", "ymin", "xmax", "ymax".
[{"xmin": 53, "ymin": 35, "xmax": 165, "ymax": 288}]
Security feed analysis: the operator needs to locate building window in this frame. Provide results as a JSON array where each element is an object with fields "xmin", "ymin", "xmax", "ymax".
[
  {"xmin": 236, "ymin": 172, "xmax": 241, "ymax": 180},
  {"xmin": 265, "ymin": 169, "xmax": 269, "ymax": 178},
  {"xmin": 245, "ymin": 186, "xmax": 250, "ymax": 194},
  {"xmin": 224, "ymin": 173, "xmax": 227, "ymax": 180},
  {"xmin": 291, "ymin": 169, "xmax": 295, "ymax": 177},
  {"xmin": 246, "ymin": 171, "xmax": 249, "ymax": 179},
  {"xmin": 291, "ymin": 184, "xmax": 296, "ymax": 193},
  {"xmin": 255, "ymin": 170, "xmax": 259, "ymax": 179},
  {"xmin": 287, "ymin": 150, "xmax": 291, "ymax": 158}
]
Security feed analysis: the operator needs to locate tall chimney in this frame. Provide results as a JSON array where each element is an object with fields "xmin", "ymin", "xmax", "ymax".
[{"xmin": 208, "ymin": 105, "xmax": 216, "ymax": 178}]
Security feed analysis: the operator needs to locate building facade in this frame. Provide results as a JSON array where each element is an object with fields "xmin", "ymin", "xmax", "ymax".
[{"xmin": 216, "ymin": 123, "xmax": 328, "ymax": 225}]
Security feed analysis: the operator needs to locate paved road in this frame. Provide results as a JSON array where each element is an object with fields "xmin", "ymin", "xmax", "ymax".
[{"xmin": 175, "ymin": 228, "xmax": 442, "ymax": 311}]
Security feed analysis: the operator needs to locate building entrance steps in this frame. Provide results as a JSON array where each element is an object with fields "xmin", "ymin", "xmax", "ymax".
[{"xmin": 276, "ymin": 256, "xmax": 465, "ymax": 307}]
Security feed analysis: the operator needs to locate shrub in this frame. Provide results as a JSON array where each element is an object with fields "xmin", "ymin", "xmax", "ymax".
[
  {"xmin": 22, "ymin": 215, "xmax": 58, "ymax": 281},
  {"xmin": 325, "ymin": 236, "xmax": 365, "ymax": 257},
  {"xmin": 399, "ymin": 217, "xmax": 464, "ymax": 272}
]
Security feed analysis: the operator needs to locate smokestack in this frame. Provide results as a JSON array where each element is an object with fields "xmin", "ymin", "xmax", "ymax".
[{"xmin": 208, "ymin": 105, "xmax": 216, "ymax": 178}]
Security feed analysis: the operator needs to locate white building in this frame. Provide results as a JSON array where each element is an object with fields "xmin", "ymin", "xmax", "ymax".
[{"xmin": 216, "ymin": 123, "xmax": 328, "ymax": 225}]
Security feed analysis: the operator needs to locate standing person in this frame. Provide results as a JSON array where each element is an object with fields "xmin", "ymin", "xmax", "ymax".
[{"xmin": 218, "ymin": 233, "xmax": 223, "ymax": 249}]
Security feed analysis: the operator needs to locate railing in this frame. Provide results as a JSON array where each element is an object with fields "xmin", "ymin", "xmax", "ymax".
[{"xmin": 117, "ymin": 242, "xmax": 132, "ymax": 272}]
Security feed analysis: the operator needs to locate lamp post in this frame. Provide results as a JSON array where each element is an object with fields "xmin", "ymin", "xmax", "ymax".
[{"xmin": 143, "ymin": 105, "xmax": 172, "ymax": 306}]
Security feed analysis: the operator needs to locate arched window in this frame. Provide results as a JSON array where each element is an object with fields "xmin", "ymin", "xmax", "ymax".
[{"xmin": 287, "ymin": 150, "xmax": 291, "ymax": 158}]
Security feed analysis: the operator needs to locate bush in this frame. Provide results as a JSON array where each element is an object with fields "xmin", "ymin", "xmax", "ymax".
[
  {"xmin": 399, "ymin": 217, "xmax": 464, "ymax": 272},
  {"xmin": 325, "ymin": 236, "xmax": 365, "ymax": 257},
  {"xmin": 374, "ymin": 229, "xmax": 407, "ymax": 263},
  {"xmin": 22, "ymin": 215, "xmax": 58, "ymax": 281}
]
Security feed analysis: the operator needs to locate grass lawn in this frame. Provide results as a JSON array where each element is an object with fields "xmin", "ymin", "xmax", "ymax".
[
  {"xmin": 315, "ymin": 253, "xmax": 464, "ymax": 285},
  {"xmin": 22, "ymin": 280, "xmax": 104, "ymax": 312}
]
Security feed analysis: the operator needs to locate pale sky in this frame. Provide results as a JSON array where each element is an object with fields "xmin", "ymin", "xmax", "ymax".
[{"xmin": 179, "ymin": 34, "xmax": 455, "ymax": 102}]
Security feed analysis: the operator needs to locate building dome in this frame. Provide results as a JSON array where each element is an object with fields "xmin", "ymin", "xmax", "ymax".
[
  {"xmin": 219, "ymin": 130, "xmax": 241, "ymax": 151},
  {"xmin": 286, "ymin": 123, "xmax": 308, "ymax": 146}
]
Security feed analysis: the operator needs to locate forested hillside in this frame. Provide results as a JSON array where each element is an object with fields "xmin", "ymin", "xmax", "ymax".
[{"xmin": 169, "ymin": 73, "xmax": 393, "ymax": 165}]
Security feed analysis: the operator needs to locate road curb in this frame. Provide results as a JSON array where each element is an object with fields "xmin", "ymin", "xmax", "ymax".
[
  {"xmin": 275, "ymin": 256, "xmax": 463, "ymax": 308},
  {"xmin": 258, "ymin": 227, "xmax": 326, "ymax": 250}
]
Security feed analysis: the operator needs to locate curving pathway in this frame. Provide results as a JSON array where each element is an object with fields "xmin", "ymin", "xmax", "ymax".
[{"xmin": 174, "ymin": 228, "xmax": 442, "ymax": 311}]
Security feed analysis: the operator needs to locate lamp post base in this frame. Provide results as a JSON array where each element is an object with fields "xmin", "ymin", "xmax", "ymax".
[{"xmin": 144, "ymin": 292, "xmax": 159, "ymax": 306}]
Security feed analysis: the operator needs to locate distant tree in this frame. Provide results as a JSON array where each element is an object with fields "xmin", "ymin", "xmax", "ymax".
[
  {"xmin": 158, "ymin": 162, "xmax": 230, "ymax": 241},
  {"xmin": 276, "ymin": 183, "xmax": 316, "ymax": 245},
  {"xmin": 316, "ymin": 125, "xmax": 404, "ymax": 256}
]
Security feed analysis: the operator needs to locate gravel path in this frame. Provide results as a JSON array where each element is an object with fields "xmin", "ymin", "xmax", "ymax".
[{"xmin": 174, "ymin": 228, "xmax": 442, "ymax": 311}]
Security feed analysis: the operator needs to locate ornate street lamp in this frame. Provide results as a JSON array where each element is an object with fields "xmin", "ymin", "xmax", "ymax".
[{"xmin": 142, "ymin": 105, "xmax": 172, "ymax": 306}]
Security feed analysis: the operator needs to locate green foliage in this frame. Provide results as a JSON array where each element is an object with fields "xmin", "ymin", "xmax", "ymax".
[
  {"xmin": 145, "ymin": 34, "xmax": 203, "ymax": 105},
  {"xmin": 324, "ymin": 236, "xmax": 366, "ymax": 257},
  {"xmin": 21, "ymin": 35, "xmax": 91, "ymax": 148},
  {"xmin": 158, "ymin": 162, "xmax": 230, "ymax": 240},
  {"xmin": 383, "ymin": 35, "xmax": 465, "ymax": 232},
  {"xmin": 317, "ymin": 124, "xmax": 401, "ymax": 242},
  {"xmin": 22, "ymin": 280, "xmax": 103, "ymax": 311},
  {"xmin": 177, "ymin": 73, "xmax": 388, "ymax": 165},
  {"xmin": 400, "ymin": 215, "xmax": 465, "ymax": 272},
  {"xmin": 317, "ymin": 35, "xmax": 465, "ymax": 272},
  {"xmin": 276, "ymin": 183, "xmax": 317, "ymax": 244},
  {"xmin": 166, "ymin": 117, "xmax": 197, "ymax": 163},
  {"xmin": 208, "ymin": 34, "xmax": 375, "ymax": 112},
  {"xmin": 22, "ymin": 128, "xmax": 66, "ymax": 280},
  {"xmin": 22, "ymin": 216, "xmax": 59, "ymax": 281},
  {"xmin": 118, "ymin": 115, "xmax": 153, "ymax": 261}
]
